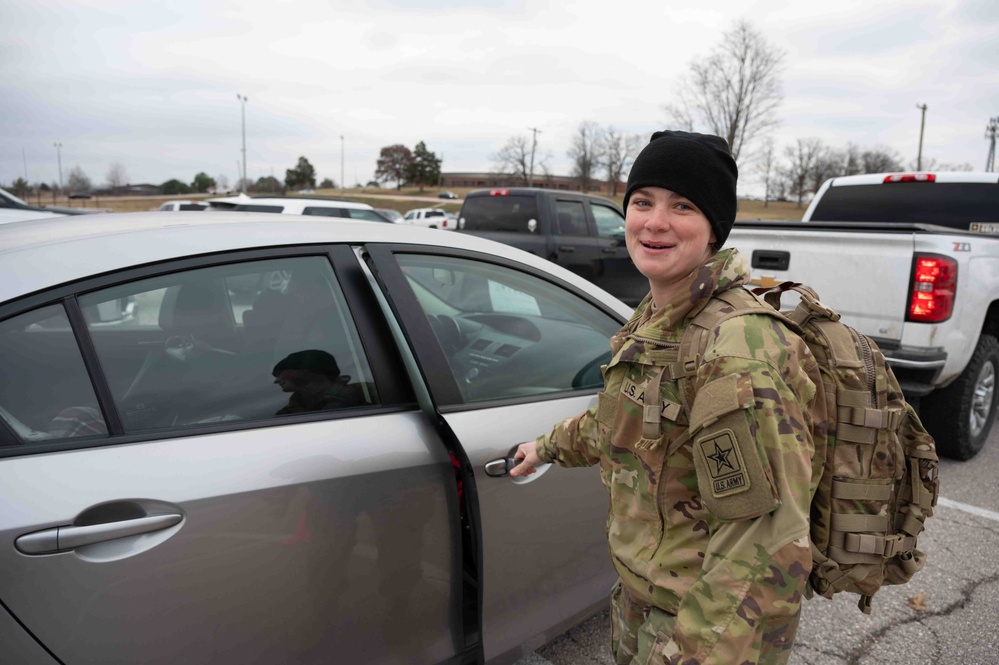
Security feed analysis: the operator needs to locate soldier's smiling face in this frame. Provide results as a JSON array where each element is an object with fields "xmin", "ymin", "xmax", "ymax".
[{"xmin": 625, "ymin": 186, "xmax": 715, "ymax": 303}]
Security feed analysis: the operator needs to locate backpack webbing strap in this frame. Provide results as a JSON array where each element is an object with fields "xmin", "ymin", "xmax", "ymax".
[{"xmin": 831, "ymin": 479, "xmax": 892, "ymax": 501}]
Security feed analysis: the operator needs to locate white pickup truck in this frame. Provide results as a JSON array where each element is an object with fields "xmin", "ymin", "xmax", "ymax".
[{"xmin": 728, "ymin": 171, "xmax": 999, "ymax": 461}]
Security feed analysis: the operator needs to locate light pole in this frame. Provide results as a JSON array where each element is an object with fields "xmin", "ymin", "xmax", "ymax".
[
  {"xmin": 340, "ymin": 135, "xmax": 345, "ymax": 197},
  {"xmin": 237, "ymin": 94, "xmax": 248, "ymax": 192},
  {"xmin": 53, "ymin": 142, "xmax": 63, "ymax": 194},
  {"xmin": 916, "ymin": 103, "xmax": 928, "ymax": 171}
]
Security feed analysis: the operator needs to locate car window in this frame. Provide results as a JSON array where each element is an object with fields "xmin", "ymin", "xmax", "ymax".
[
  {"xmin": 0, "ymin": 304, "xmax": 108, "ymax": 444},
  {"xmin": 809, "ymin": 182, "xmax": 999, "ymax": 228},
  {"xmin": 458, "ymin": 195, "xmax": 539, "ymax": 233},
  {"xmin": 555, "ymin": 200, "xmax": 588, "ymax": 236},
  {"xmin": 179, "ymin": 204, "xmax": 207, "ymax": 211},
  {"xmin": 233, "ymin": 204, "xmax": 284, "ymax": 213},
  {"xmin": 426, "ymin": 210, "xmax": 445, "ymax": 218},
  {"xmin": 78, "ymin": 256, "xmax": 378, "ymax": 433},
  {"xmin": 302, "ymin": 206, "xmax": 346, "ymax": 217},
  {"xmin": 591, "ymin": 203, "xmax": 626, "ymax": 240},
  {"xmin": 397, "ymin": 254, "xmax": 620, "ymax": 404},
  {"xmin": 347, "ymin": 209, "xmax": 389, "ymax": 222},
  {"xmin": 404, "ymin": 212, "xmax": 415, "ymax": 220}
]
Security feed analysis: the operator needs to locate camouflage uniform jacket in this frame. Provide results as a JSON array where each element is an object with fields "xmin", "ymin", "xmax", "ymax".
[{"xmin": 535, "ymin": 248, "xmax": 823, "ymax": 665}]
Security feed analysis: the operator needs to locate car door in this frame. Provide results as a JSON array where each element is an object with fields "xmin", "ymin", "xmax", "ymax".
[
  {"xmin": 588, "ymin": 200, "xmax": 647, "ymax": 306},
  {"xmin": 365, "ymin": 245, "xmax": 624, "ymax": 662},
  {"xmin": 550, "ymin": 197, "xmax": 605, "ymax": 289},
  {"xmin": 0, "ymin": 248, "xmax": 464, "ymax": 665}
]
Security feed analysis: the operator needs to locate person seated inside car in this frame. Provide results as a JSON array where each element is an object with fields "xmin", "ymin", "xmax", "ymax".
[{"xmin": 271, "ymin": 350, "xmax": 364, "ymax": 415}]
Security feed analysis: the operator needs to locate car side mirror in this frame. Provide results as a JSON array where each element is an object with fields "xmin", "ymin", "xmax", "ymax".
[{"xmin": 527, "ymin": 219, "xmax": 538, "ymax": 233}]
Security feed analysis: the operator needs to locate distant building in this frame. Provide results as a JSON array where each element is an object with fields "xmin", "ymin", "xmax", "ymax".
[{"xmin": 440, "ymin": 172, "xmax": 623, "ymax": 196}]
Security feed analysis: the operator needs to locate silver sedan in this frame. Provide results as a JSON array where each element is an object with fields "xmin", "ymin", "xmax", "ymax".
[{"xmin": 0, "ymin": 212, "xmax": 632, "ymax": 665}]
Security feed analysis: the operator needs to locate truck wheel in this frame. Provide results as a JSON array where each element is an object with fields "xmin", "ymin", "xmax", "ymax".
[{"xmin": 922, "ymin": 334, "xmax": 999, "ymax": 460}]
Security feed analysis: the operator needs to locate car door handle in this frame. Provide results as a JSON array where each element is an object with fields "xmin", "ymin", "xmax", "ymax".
[
  {"xmin": 557, "ymin": 246, "xmax": 575, "ymax": 253},
  {"xmin": 484, "ymin": 457, "xmax": 521, "ymax": 477},
  {"xmin": 601, "ymin": 247, "xmax": 617, "ymax": 254},
  {"xmin": 15, "ymin": 514, "xmax": 183, "ymax": 555}
]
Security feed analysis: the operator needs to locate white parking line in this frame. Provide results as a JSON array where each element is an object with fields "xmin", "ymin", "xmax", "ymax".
[{"xmin": 937, "ymin": 497, "xmax": 999, "ymax": 523}]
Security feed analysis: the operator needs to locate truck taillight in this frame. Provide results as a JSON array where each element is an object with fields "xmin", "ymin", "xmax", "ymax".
[
  {"xmin": 908, "ymin": 254, "xmax": 956, "ymax": 322},
  {"xmin": 884, "ymin": 173, "xmax": 936, "ymax": 183},
  {"xmin": 489, "ymin": 189, "xmax": 509, "ymax": 196}
]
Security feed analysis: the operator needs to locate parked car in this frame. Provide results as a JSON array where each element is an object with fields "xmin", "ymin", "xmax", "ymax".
[
  {"xmin": 0, "ymin": 212, "xmax": 629, "ymax": 665},
  {"xmin": 403, "ymin": 207, "xmax": 458, "ymax": 230},
  {"xmin": 68, "ymin": 193, "xmax": 92, "ymax": 200},
  {"xmin": 438, "ymin": 191, "xmax": 458, "ymax": 199},
  {"xmin": 231, "ymin": 196, "xmax": 391, "ymax": 222},
  {"xmin": 374, "ymin": 208, "xmax": 404, "ymax": 223},
  {"xmin": 0, "ymin": 186, "xmax": 101, "ymax": 225},
  {"xmin": 456, "ymin": 187, "xmax": 645, "ymax": 305},
  {"xmin": 157, "ymin": 200, "xmax": 209, "ymax": 211}
]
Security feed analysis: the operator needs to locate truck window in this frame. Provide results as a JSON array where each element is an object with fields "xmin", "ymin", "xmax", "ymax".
[
  {"xmin": 555, "ymin": 200, "xmax": 588, "ymax": 236},
  {"xmin": 809, "ymin": 183, "xmax": 999, "ymax": 230},
  {"xmin": 459, "ymin": 195, "xmax": 539, "ymax": 233}
]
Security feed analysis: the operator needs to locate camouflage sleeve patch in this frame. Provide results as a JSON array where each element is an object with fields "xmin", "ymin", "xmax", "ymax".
[{"xmin": 690, "ymin": 372, "xmax": 780, "ymax": 521}]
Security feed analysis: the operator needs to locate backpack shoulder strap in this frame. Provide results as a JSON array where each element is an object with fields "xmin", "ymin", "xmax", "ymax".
[{"xmin": 676, "ymin": 287, "xmax": 795, "ymax": 422}]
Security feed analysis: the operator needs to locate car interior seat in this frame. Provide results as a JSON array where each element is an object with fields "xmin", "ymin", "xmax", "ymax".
[{"xmin": 120, "ymin": 279, "xmax": 243, "ymax": 429}]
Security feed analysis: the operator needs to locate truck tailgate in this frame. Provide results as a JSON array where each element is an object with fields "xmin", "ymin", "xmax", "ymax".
[{"xmin": 728, "ymin": 227, "xmax": 913, "ymax": 342}]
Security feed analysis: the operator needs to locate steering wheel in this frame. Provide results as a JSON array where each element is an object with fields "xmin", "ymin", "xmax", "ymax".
[{"xmin": 428, "ymin": 314, "xmax": 467, "ymax": 354}]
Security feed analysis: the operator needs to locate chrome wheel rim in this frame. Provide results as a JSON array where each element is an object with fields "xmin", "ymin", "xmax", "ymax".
[{"xmin": 970, "ymin": 360, "xmax": 996, "ymax": 437}]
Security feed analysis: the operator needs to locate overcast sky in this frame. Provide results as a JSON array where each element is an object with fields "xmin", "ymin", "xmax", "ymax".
[{"xmin": 3, "ymin": 0, "xmax": 997, "ymax": 195}]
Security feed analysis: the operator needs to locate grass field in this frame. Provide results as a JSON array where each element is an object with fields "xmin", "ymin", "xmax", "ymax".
[{"xmin": 32, "ymin": 188, "xmax": 807, "ymax": 221}]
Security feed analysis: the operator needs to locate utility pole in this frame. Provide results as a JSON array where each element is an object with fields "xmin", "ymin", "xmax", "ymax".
[
  {"xmin": 340, "ymin": 135, "xmax": 345, "ymax": 197},
  {"xmin": 915, "ymin": 103, "xmax": 928, "ymax": 171},
  {"xmin": 237, "ymin": 94, "xmax": 248, "ymax": 192},
  {"xmin": 528, "ymin": 127, "xmax": 541, "ymax": 187},
  {"xmin": 986, "ymin": 117, "xmax": 998, "ymax": 173},
  {"xmin": 53, "ymin": 142, "xmax": 63, "ymax": 194}
]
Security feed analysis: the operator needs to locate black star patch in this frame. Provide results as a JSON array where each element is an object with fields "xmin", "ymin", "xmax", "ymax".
[
  {"xmin": 707, "ymin": 441, "xmax": 736, "ymax": 474},
  {"xmin": 695, "ymin": 429, "xmax": 750, "ymax": 498}
]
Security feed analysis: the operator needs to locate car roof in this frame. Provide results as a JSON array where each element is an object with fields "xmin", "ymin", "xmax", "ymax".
[
  {"xmin": 241, "ymin": 197, "xmax": 373, "ymax": 211},
  {"xmin": 827, "ymin": 172, "xmax": 999, "ymax": 186},
  {"xmin": 0, "ymin": 212, "xmax": 632, "ymax": 316},
  {"xmin": 463, "ymin": 187, "xmax": 621, "ymax": 206}
]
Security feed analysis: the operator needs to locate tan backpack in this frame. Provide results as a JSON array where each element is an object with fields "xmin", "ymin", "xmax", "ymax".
[{"xmin": 678, "ymin": 282, "xmax": 939, "ymax": 613}]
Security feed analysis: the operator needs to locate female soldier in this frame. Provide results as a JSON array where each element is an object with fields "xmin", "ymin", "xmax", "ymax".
[{"xmin": 511, "ymin": 130, "xmax": 823, "ymax": 665}]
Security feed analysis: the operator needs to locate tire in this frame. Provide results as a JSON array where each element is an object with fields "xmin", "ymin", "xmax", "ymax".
[{"xmin": 921, "ymin": 334, "xmax": 999, "ymax": 460}]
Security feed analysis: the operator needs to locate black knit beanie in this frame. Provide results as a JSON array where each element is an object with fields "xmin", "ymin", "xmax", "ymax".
[{"xmin": 624, "ymin": 130, "xmax": 738, "ymax": 247}]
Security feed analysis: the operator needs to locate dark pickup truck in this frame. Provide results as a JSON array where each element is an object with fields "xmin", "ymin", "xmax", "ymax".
[{"xmin": 455, "ymin": 187, "xmax": 647, "ymax": 305}]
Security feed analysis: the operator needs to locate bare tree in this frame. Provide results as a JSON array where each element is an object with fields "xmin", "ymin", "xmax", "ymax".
[
  {"xmin": 215, "ymin": 174, "xmax": 230, "ymax": 193},
  {"xmin": 106, "ymin": 162, "xmax": 128, "ymax": 190},
  {"xmin": 67, "ymin": 166, "xmax": 92, "ymax": 195},
  {"xmin": 601, "ymin": 127, "xmax": 641, "ymax": 196},
  {"xmin": 753, "ymin": 137, "xmax": 777, "ymax": 207},
  {"xmin": 664, "ymin": 20, "xmax": 785, "ymax": 163},
  {"xmin": 784, "ymin": 138, "xmax": 823, "ymax": 207},
  {"xmin": 907, "ymin": 157, "xmax": 974, "ymax": 172},
  {"xmin": 809, "ymin": 146, "xmax": 844, "ymax": 194},
  {"xmin": 567, "ymin": 121, "xmax": 604, "ymax": 192},
  {"xmin": 861, "ymin": 146, "xmax": 903, "ymax": 173}
]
